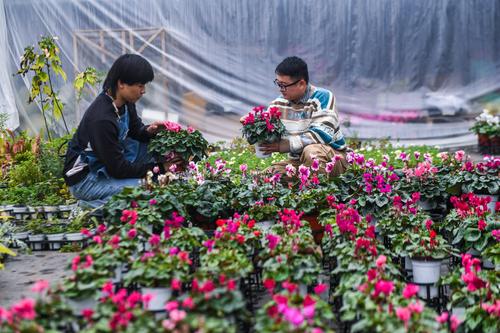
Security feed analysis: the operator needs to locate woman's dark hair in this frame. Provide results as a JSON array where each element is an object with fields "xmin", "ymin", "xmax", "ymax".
[
  {"xmin": 275, "ymin": 56, "xmax": 309, "ymax": 83},
  {"xmin": 103, "ymin": 54, "xmax": 154, "ymax": 97}
]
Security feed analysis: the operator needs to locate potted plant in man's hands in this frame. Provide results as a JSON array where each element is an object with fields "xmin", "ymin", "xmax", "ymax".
[{"xmin": 241, "ymin": 106, "xmax": 286, "ymax": 158}]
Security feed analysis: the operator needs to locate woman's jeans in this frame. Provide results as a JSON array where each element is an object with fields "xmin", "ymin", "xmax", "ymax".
[{"xmin": 69, "ymin": 139, "xmax": 152, "ymax": 209}]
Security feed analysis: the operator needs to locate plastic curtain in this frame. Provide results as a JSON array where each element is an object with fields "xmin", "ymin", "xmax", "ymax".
[{"xmin": 3, "ymin": 0, "xmax": 500, "ymax": 146}]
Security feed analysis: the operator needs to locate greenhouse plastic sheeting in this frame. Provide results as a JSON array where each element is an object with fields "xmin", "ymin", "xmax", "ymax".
[{"xmin": 1, "ymin": 0, "xmax": 500, "ymax": 146}]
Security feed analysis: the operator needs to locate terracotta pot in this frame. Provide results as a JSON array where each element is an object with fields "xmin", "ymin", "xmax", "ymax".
[
  {"xmin": 302, "ymin": 214, "xmax": 323, "ymax": 244},
  {"xmin": 477, "ymin": 134, "xmax": 491, "ymax": 154}
]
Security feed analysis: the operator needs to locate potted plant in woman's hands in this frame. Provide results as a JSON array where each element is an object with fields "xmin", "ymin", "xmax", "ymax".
[
  {"xmin": 148, "ymin": 121, "xmax": 208, "ymax": 171},
  {"xmin": 241, "ymin": 106, "xmax": 286, "ymax": 158}
]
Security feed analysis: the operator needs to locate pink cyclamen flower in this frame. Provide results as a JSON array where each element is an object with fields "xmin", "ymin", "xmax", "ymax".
[
  {"xmin": 396, "ymin": 307, "xmax": 411, "ymax": 323},
  {"xmin": 149, "ymin": 199, "xmax": 157, "ymax": 205},
  {"xmin": 266, "ymin": 234, "xmax": 281, "ymax": 250},
  {"xmin": 325, "ymin": 161, "xmax": 334, "ymax": 173},
  {"xmin": 402, "ymin": 284, "xmax": 419, "ymax": 299},
  {"xmin": 187, "ymin": 126, "xmax": 195, "ymax": 134},
  {"xmin": 311, "ymin": 158, "xmax": 320, "ymax": 171},
  {"xmin": 31, "ymin": 280, "xmax": 50, "ymax": 293},
  {"xmin": 182, "ymin": 297, "xmax": 194, "ymax": 309},
  {"xmin": 92, "ymin": 235, "xmax": 102, "ymax": 245},
  {"xmin": 169, "ymin": 164, "xmax": 177, "ymax": 173},
  {"xmin": 376, "ymin": 255, "xmax": 387, "ymax": 268},
  {"xmin": 285, "ymin": 164, "xmax": 296, "ymax": 177},
  {"xmin": 239, "ymin": 164, "xmax": 247, "ymax": 173},
  {"xmin": 314, "ymin": 283, "xmax": 328, "ymax": 294},
  {"xmin": 127, "ymin": 228, "xmax": 137, "ymax": 239},
  {"xmin": 149, "ymin": 234, "xmax": 161, "ymax": 246},
  {"xmin": 109, "ymin": 235, "xmax": 121, "ymax": 249},
  {"xmin": 454, "ymin": 150, "xmax": 465, "ymax": 162},
  {"xmin": 492, "ymin": 229, "xmax": 500, "ymax": 241},
  {"xmin": 171, "ymin": 278, "xmax": 182, "ymax": 290},
  {"xmin": 11, "ymin": 298, "xmax": 36, "ymax": 320},
  {"xmin": 153, "ymin": 166, "xmax": 160, "ymax": 174},
  {"xmin": 408, "ymin": 301, "xmax": 423, "ymax": 314},
  {"xmin": 169, "ymin": 309, "xmax": 187, "ymax": 322},
  {"xmin": 165, "ymin": 301, "xmax": 178, "ymax": 312},
  {"xmin": 81, "ymin": 308, "xmax": 94, "ymax": 320},
  {"xmin": 374, "ymin": 280, "xmax": 394, "ymax": 297},
  {"xmin": 435, "ymin": 311, "xmax": 448, "ymax": 324}
]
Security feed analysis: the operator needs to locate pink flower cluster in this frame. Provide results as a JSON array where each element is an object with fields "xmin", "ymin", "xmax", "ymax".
[
  {"xmin": 0, "ymin": 298, "xmax": 36, "ymax": 325},
  {"xmin": 97, "ymin": 285, "xmax": 146, "ymax": 331},
  {"xmin": 265, "ymin": 284, "xmax": 325, "ymax": 330},
  {"xmin": 120, "ymin": 209, "xmax": 138, "ymax": 225},
  {"xmin": 392, "ymin": 192, "xmax": 420, "ymax": 215},
  {"xmin": 450, "ymin": 193, "xmax": 492, "ymax": 218},
  {"xmin": 461, "ymin": 254, "xmax": 486, "ymax": 292},
  {"xmin": 162, "ymin": 121, "xmax": 182, "ymax": 133}
]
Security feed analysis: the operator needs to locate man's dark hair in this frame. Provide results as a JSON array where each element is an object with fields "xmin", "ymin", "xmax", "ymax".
[
  {"xmin": 103, "ymin": 54, "xmax": 154, "ymax": 97},
  {"xmin": 275, "ymin": 56, "xmax": 309, "ymax": 83}
]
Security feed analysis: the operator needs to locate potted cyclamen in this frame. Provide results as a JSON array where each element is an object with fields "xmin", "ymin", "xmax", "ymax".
[
  {"xmin": 27, "ymin": 219, "xmax": 45, "ymax": 250},
  {"xmin": 123, "ymin": 247, "xmax": 192, "ymax": 311},
  {"xmin": 241, "ymin": 106, "xmax": 286, "ymax": 158},
  {"xmin": 255, "ymin": 282, "xmax": 334, "ymax": 332},
  {"xmin": 458, "ymin": 157, "xmax": 499, "ymax": 211},
  {"xmin": 148, "ymin": 121, "xmax": 208, "ymax": 171},
  {"xmin": 446, "ymin": 193, "xmax": 498, "ymax": 259},
  {"xmin": 392, "ymin": 220, "xmax": 454, "ymax": 298}
]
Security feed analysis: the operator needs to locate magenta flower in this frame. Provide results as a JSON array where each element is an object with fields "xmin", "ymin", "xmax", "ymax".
[
  {"xmin": 402, "ymin": 283, "xmax": 419, "ymax": 299},
  {"xmin": 311, "ymin": 158, "xmax": 320, "ymax": 171},
  {"xmin": 314, "ymin": 283, "xmax": 328, "ymax": 294},
  {"xmin": 266, "ymin": 234, "xmax": 281, "ymax": 250},
  {"xmin": 396, "ymin": 306, "xmax": 411, "ymax": 323},
  {"xmin": 127, "ymin": 228, "xmax": 137, "ymax": 239},
  {"xmin": 148, "ymin": 234, "xmax": 161, "ymax": 246},
  {"xmin": 239, "ymin": 164, "xmax": 247, "ymax": 173},
  {"xmin": 373, "ymin": 280, "xmax": 394, "ymax": 297},
  {"xmin": 31, "ymin": 280, "xmax": 50, "ymax": 293},
  {"xmin": 375, "ymin": 255, "xmax": 386, "ymax": 268},
  {"xmin": 435, "ymin": 311, "xmax": 448, "ymax": 323},
  {"xmin": 165, "ymin": 301, "xmax": 178, "ymax": 312},
  {"xmin": 153, "ymin": 166, "xmax": 160, "ymax": 174},
  {"xmin": 11, "ymin": 298, "xmax": 36, "ymax": 320}
]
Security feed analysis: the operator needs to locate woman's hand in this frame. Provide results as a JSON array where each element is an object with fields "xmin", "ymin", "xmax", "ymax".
[{"xmin": 146, "ymin": 121, "xmax": 165, "ymax": 135}]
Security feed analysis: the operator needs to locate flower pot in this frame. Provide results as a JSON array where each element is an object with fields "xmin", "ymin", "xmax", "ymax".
[
  {"xmin": 112, "ymin": 264, "xmax": 125, "ymax": 283},
  {"xmin": 451, "ymin": 307, "xmax": 466, "ymax": 323},
  {"xmin": 302, "ymin": 214, "xmax": 323, "ymax": 244},
  {"xmin": 12, "ymin": 231, "xmax": 30, "ymax": 241},
  {"xmin": 483, "ymin": 259, "xmax": 495, "ymax": 269},
  {"xmin": 477, "ymin": 134, "xmax": 492, "ymax": 154},
  {"xmin": 67, "ymin": 297, "xmax": 98, "ymax": 315},
  {"xmin": 43, "ymin": 205, "xmax": 60, "ymax": 219},
  {"xmin": 65, "ymin": 232, "xmax": 85, "ymax": 242},
  {"xmin": 474, "ymin": 194, "xmax": 497, "ymax": 213},
  {"xmin": 141, "ymin": 287, "xmax": 172, "ymax": 311},
  {"xmin": 28, "ymin": 234, "xmax": 45, "ymax": 250},
  {"xmin": 417, "ymin": 200, "xmax": 435, "ymax": 211},
  {"xmin": 256, "ymin": 220, "xmax": 274, "ymax": 232},
  {"xmin": 58, "ymin": 204, "xmax": 75, "ymax": 218},
  {"xmin": 411, "ymin": 259, "xmax": 441, "ymax": 284},
  {"xmin": 46, "ymin": 233, "xmax": 65, "ymax": 250},
  {"xmin": 404, "ymin": 256, "xmax": 412, "ymax": 271},
  {"xmin": 254, "ymin": 143, "xmax": 271, "ymax": 159},
  {"xmin": 11, "ymin": 206, "xmax": 29, "ymax": 220}
]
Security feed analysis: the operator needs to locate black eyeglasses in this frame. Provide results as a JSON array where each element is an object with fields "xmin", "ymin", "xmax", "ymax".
[{"xmin": 274, "ymin": 78, "xmax": 301, "ymax": 91}]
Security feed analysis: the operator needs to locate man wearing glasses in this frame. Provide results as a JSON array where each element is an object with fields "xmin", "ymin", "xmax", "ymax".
[{"xmin": 260, "ymin": 56, "xmax": 348, "ymax": 177}]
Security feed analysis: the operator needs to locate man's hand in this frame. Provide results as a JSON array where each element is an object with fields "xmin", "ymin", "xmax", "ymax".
[
  {"xmin": 259, "ymin": 139, "xmax": 290, "ymax": 154},
  {"xmin": 146, "ymin": 121, "xmax": 165, "ymax": 135}
]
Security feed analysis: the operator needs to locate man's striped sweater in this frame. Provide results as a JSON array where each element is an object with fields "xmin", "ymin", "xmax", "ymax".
[{"xmin": 269, "ymin": 84, "xmax": 347, "ymax": 160}]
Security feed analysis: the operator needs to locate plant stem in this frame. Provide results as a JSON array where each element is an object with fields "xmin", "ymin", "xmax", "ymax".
[
  {"xmin": 38, "ymin": 92, "xmax": 52, "ymax": 141},
  {"xmin": 45, "ymin": 61, "xmax": 69, "ymax": 134}
]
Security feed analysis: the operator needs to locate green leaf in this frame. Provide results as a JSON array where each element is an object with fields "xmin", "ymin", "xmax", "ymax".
[{"xmin": 464, "ymin": 229, "xmax": 481, "ymax": 242}]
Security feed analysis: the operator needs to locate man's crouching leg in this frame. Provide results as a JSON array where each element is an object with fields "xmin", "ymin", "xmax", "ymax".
[{"xmin": 300, "ymin": 144, "xmax": 348, "ymax": 177}]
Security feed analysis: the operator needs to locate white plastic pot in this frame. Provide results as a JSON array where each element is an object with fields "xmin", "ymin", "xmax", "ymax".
[
  {"xmin": 28, "ymin": 234, "xmax": 45, "ymax": 250},
  {"xmin": 46, "ymin": 233, "xmax": 65, "ymax": 250},
  {"xmin": 12, "ymin": 206, "xmax": 29, "ymax": 220},
  {"xmin": 65, "ymin": 233, "xmax": 85, "ymax": 242},
  {"xmin": 404, "ymin": 256, "xmax": 412, "ymax": 271},
  {"xmin": 43, "ymin": 206, "xmax": 59, "ymax": 219},
  {"xmin": 411, "ymin": 259, "xmax": 441, "ymax": 284},
  {"xmin": 256, "ymin": 220, "xmax": 274, "ymax": 232},
  {"xmin": 12, "ymin": 231, "xmax": 29, "ymax": 241},
  {"xmin": 417, "ymin": 200, "xmax": 435, "ymax": 211},
  {"xmin": 254, "ymin": 143, "xmax": 271, "ymax": 159},
  {"xmin": 142, "ymin": 287, "xmax": 172, "ymax": 311},
  {"xmin": 67, "ymin": 297, "xmax": 98, "ymax": 315},
  {"xmin": 474, "ymin": 194, "xmax": 497, "ymax": 213}
]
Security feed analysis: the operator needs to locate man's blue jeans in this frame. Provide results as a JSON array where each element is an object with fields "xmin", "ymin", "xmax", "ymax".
[{"xmin": 69, "ymin": 139, "xmax": 152, "ymax": 209}]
